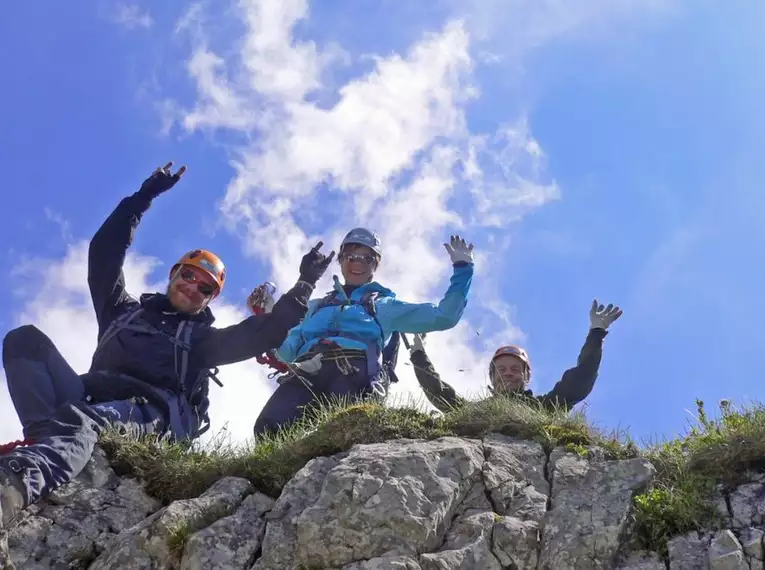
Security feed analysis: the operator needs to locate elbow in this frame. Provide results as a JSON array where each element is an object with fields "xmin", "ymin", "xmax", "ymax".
[
  {"xmin": 88, "ymin": 231, "xmax": 102, "ymax": 259},
  {"xmin": 569, "ymin": 383, "xmax": 596, "ymax": 405}
]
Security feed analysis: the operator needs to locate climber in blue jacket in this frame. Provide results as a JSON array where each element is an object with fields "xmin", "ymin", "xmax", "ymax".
[
  {"xmin": 253, "ymin": 228, "xmax": 475, "ymax": 435},
  {"xmin": 0, "ymin": 163, "xmax": 333, "ymax": 528}
]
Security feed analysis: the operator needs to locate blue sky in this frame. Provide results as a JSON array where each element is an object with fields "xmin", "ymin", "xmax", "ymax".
[{"xmin": 1, "ymin": 1, "xmax": 763, "ymax": 445}]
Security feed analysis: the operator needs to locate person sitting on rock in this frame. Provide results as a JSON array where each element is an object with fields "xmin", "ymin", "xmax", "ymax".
[
  {"xmin": 0, "ymin": 162, "xmax": 333, "ymax": 527},
  {"xmin": 408, "ymin": 300, "xmax": 623, "ymax": 413},
  {"xmin": 252, "ymin": 229, "xmax": 476, "ymax": 435}
]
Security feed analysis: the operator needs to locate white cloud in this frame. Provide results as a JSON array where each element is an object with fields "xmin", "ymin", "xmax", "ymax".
[
  {"xmin": 112, "ymin": 3, "xmax": 154, "ymax": 30},
  {"xmin": 1, "ymin": 243, "xmax": 277, "ymax": 446},
  {"xmin": 2, "ymin": 0, "xmax": 677, "ymax": 446},
  {"xmin": 163, "ymin": 0, "xmax": 569, "ymax": 413}
]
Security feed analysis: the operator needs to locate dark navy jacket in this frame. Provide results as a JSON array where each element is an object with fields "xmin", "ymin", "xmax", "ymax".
[{"xmin": 83, "ymin": 189, "xmax": 313, "ymax": 439}]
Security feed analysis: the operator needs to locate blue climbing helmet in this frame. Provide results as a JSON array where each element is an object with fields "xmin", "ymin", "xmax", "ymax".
[{"xmin": 340, "ymin": 227, "xmax": 382, "ymax": 257}]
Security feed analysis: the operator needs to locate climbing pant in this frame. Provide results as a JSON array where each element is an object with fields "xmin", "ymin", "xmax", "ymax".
[
  {"xmin": 2, "ymin": 325, "xmax": 86, "ymax": 438},
  {"xmin": 253, "ymin": 345, "xmax": 372, "ymax": 436},
  {"xmin": 0, "ymin": 398, "xmax": 165, "ymax": 510}
]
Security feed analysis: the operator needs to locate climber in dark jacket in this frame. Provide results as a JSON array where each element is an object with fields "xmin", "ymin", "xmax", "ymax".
[
  {"xmin": 409, "ymin": 300, "xmax": 623, "ymax": 413},
  {"xmin": 0, "ymin": 162, "xmax": 333, "ymax": 528}
]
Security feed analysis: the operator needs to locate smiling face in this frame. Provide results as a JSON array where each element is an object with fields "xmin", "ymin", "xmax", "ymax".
[
  {"xmin": 167, "ymin": 265, "xmax": 219, "ymax": 314},
  {"xmin": 339, "ymin": 244, "xmax": 379, "ymax": 286},
  {"xmin": 490, "ymin": 354, "xmax": 530, "ymax": 394}
]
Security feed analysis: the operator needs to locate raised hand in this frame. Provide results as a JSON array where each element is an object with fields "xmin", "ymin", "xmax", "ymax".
[
  {"xmin": 410, "ymin": 333, "xmax": 427, "ymax": 354},
  {"xmin": 444, "ymin": 235, "xmax": 475, "ymax": 265},
  {"xmin": 138, "ymin": 162, "xmax": 187, "ymax": 199},
  {"xmin": 589, "ymin": 299, "xmax": 623, "ymax": 330},
  {"xmin": 299, "ymin": 241, "xmax": 336, "ymax": 285}
]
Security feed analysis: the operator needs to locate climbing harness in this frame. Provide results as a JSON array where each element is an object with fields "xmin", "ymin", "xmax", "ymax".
[
  {"xmin": 301, "ymin": 278, "xmax": 400, "ymax": 398},
  {"xmin": 256, "ymin": 351, "xmax": 289, "ymax": 377}
]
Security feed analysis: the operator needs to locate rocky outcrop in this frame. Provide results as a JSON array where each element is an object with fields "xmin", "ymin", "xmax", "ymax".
[{"xmin": 2, "ymin": 434, "xmax": 763, "ymax": 569}]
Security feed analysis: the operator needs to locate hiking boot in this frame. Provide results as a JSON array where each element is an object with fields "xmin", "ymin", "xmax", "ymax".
[{"xmin": 0, "ymin": 470, "xmax": 25, "ymax": 529}]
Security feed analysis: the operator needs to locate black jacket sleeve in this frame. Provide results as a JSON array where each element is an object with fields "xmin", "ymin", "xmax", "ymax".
[
  {"xmin": 88, "ymin": 191, "xmax": 154, "ymax": 335},
  {"xmin": 410, "ymin": 348, "xmax": 466, "ymax": 413},
  {"xmin": 196, "ymin": 281, "xmax": 314, "ymax": 368},
  {"xmin": 537, "ymin": 327, "xmax": 608, "ymax": 410}
]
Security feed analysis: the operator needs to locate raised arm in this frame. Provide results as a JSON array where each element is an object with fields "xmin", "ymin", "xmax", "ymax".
[
  {"xmin": 196, "ymin": 281, "xmax": 316, "ymax": 367},
  {"xmin": 197, "ymin": 242, "xmax": 335, "ymax": 367},
  {"xmin": 538, "ymin": 300, "xmax": 623, "ymax": 410},
  {"xmin": 409, "ymin": 334, "xmax": 466, "ymax": 413},
  {"xmin": 537, "ymin": 328, "xmax": 607, "ymax": 410},
  {"xmin": 88, "ymin": 163, "xmax": 185, "ymax": 332},
  {"xmin": 380, "ymin": 236, "xmax": 475, "ymax": 334}
]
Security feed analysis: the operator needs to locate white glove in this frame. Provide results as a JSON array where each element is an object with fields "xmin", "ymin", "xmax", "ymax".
[
  {"xmin": 589, "ymin": 299, "xmax": 623, "ymax": 330},
  {"xmin": 410, "ymin": 333, "xmax": 426, "ymax": 354},
  {"xmin": 444, "ymin": 235, "xmax": 475, "ymax": 265}
]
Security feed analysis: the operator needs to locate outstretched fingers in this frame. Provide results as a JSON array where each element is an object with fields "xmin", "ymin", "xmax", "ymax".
[
  {"xmin": 155, "ymin": 161, "xmax": 187, "ymax": 181},
  {"xmin": 591, "ymin": 298, "xmax": 624, "ymax": 322},
  {"xmin": 310, "ymin": 241, "xmax": 335, "ymax": 266}
]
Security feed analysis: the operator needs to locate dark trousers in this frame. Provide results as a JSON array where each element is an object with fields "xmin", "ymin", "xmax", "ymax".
[
  {"xmin": 1, "ymin": 325, "xmax": 165, "ymax": 508},
  {"xmin": 253, "ymin": 352, "xmax": 372, "ymax": 436}
]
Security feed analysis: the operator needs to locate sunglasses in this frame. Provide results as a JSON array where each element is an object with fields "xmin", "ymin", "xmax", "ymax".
[
  {"xmin": 341, "ymin": 252, "xmax": 376, "ymax": 265},
  {"xmin": 179, "ymin": 269, "xmax": 217, "ymax": 297}
]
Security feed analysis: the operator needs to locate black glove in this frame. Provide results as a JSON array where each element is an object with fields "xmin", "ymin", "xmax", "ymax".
[
  {"xmin": 137, "ymin": 162, "xmax": 187, "ymax": 199},
  {"xmin": 299, "ymin": 241, "xmax": 335, "ymax": 285}
]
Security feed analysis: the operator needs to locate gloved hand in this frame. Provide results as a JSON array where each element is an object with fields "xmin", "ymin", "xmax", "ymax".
[
  {"xmin": 137, "ymin": 162, "xmax": 186, "ymax": 199},
  {"xmin": 247, "ymin": 282, "xmax": 276, "ymax": 315},
  {"xmin": 589, "ymin": 299, "xmax": 623, "ymax": 330},
  {"xmin": 410, "ymin": 333, "xmax": 427, "ymax": 354},
  {"xmin": 444, "ymin": 235, "xmax": 475, "ymax": 265},
  {"xmin": 299, "ymin": 241, "xmax": 335, "ymax": 285}
]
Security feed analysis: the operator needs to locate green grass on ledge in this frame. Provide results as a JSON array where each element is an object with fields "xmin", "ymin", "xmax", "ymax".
[
  {"xmin": 99, "ymin": 394, "xmax": 619, "ymax": 501},
  {"xmin": 98, "ymin": 395, "xmax": 765, "ymax": 560}
]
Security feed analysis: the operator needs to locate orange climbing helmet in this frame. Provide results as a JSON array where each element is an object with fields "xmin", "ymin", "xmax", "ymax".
[
  {"xmin": 491, "ymin": 345, "xmax": 531, "ymax": 372},
  {"xmin": 170, "ymin": 249, "xmax": 226, "ymax": 296}
]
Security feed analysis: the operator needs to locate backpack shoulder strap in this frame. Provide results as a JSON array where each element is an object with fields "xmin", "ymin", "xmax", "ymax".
[
  {"xmin": 359, "ymin": 291, "xmax": 384, "ymax": 346},
  {"xmin": 174, "ymin": 320, "xmax": 196, "ymax": 391},
  {"xmin": 314, "ymin": 291, "xmax": 343, "ymax": 311},
  {"xmin": 94, "ymin": 307, "xmax": 144, "ymax": 356},
  {"xmin": 381, "ymin": 331, "xmax": 401, "ymax": 384}
]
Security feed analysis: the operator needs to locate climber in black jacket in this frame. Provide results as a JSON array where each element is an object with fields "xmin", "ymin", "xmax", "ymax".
[
  {"xmin": 0, "ymin": 162, "xmax": 334, "ymax": 528},
  {"xmin": 409, "ymin": 300, "xmax": 623, "ymax": 413}
]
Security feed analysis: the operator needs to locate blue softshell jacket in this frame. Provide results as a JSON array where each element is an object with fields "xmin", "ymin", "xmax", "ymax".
[{"xmin": 276, "ymin": 263, "xmax": 474, "ymax": 363}]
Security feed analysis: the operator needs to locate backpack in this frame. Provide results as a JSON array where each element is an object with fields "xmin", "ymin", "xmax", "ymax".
[
  {"xmin": 312, "ymin": 290, "xmax": 401, "ymax": 397},
  {"xmin": 91, "ymin": 305, "xmax": 221, "ymax": 437}
]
